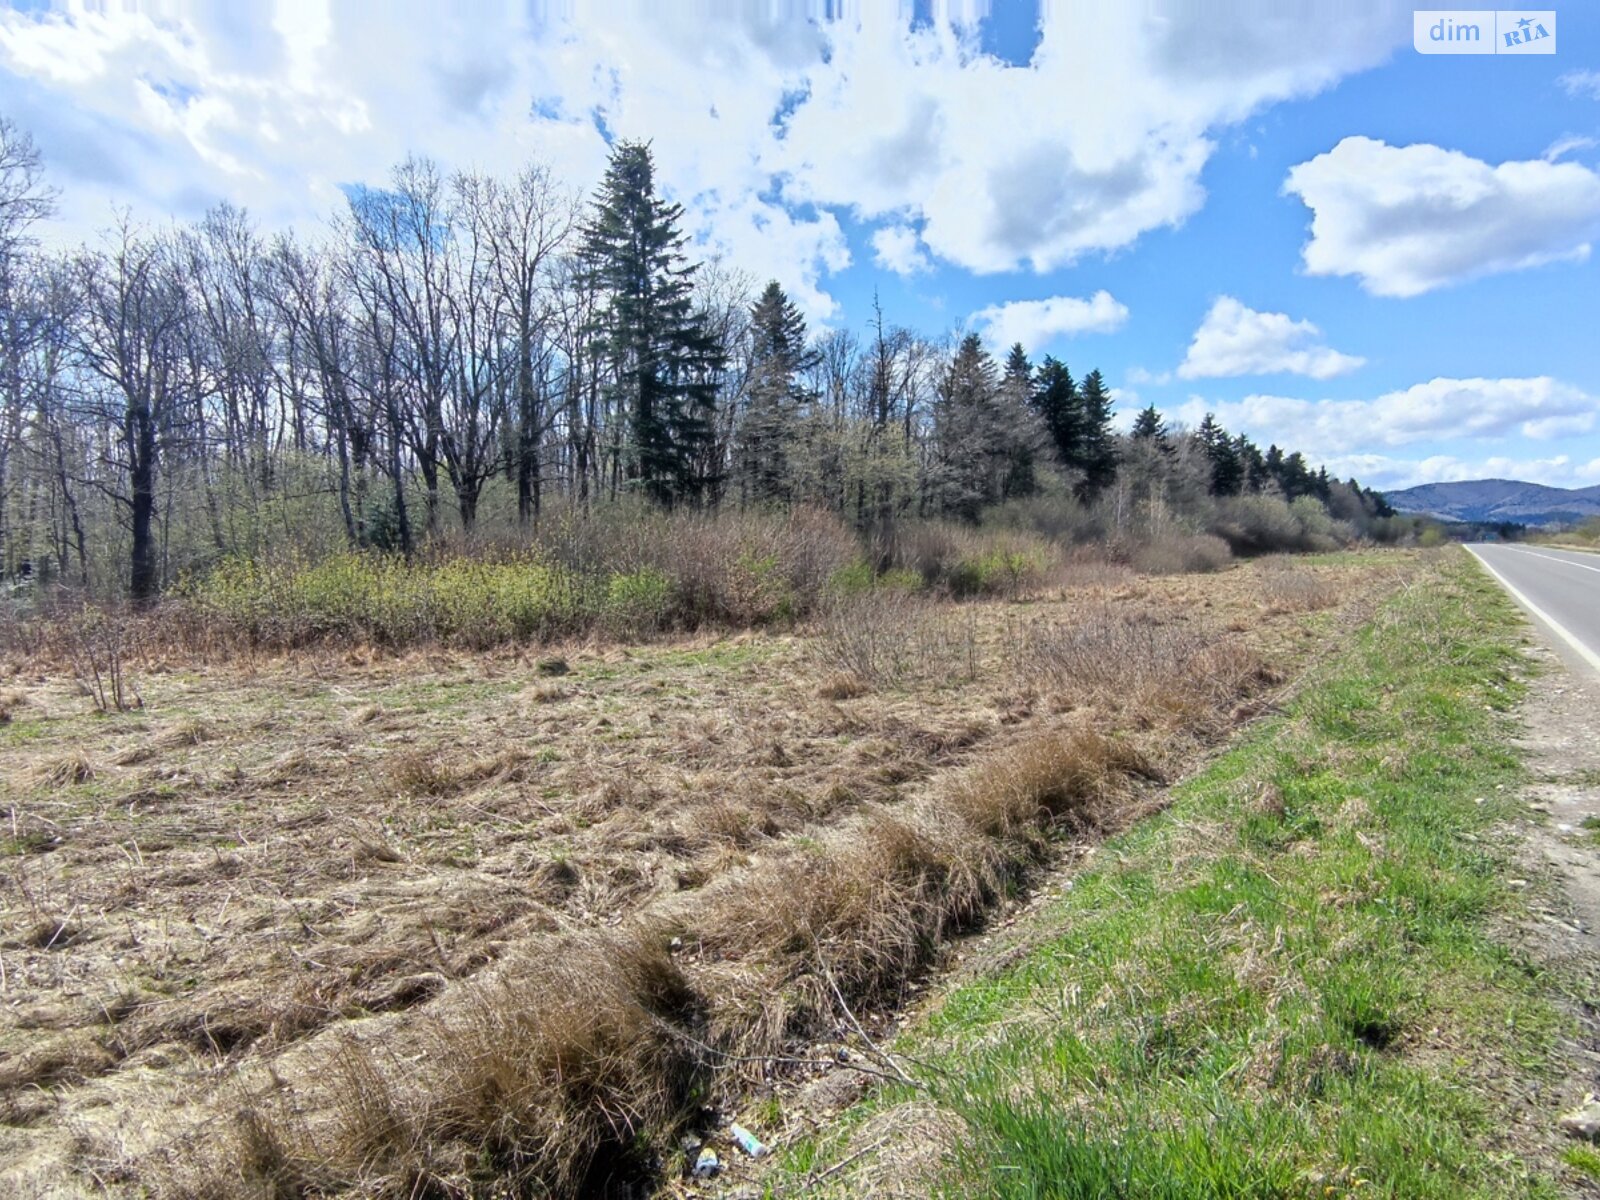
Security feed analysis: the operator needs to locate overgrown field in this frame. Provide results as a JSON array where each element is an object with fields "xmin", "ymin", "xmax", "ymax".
[
  {"xmin": 0, "ymin": 553, "xmax": 1399, "ymax": 1197},
  {"xmin": 769, "ymin": 550, "xmax": 1585, "ymax": 1199}
]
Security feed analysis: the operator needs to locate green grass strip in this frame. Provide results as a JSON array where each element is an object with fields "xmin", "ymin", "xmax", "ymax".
[{"xmin": 779, "ymin": 551, "xmax": 1571, "ymax": 1199}]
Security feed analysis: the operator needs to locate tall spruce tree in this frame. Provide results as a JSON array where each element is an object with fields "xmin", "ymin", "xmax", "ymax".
[
  {"xmin": 1197, "ymin": 412, "xmax": 1244, "ymax": 496},
  {"xmin": 1130, "ymin": 404, "xmax": 1168, "ymax": 444},
  {"xmin": 735, "ymin": 280, "xmax": 814, "ymax": 506},
  {"xmin": 1030, "ymin": 356, "xmax": 1079, "ymax": 476},
  {"xmin": 934, "ymin": 332, "xmax": 1002, "ymax": 521},
  {"xmin": 580, "ymin": 141, "xmax": 724, "ymax": 506},
  {"xmin": 1074, "ymin": 368, "xmax": 1117, "ymax": 502},
  {"xmin": 996, "ymin": 343, "xmax": 1040, "ymax": 500},
  {"xmin": 1235, "ymin": 434, "xmax": 1267, "ymax": 493}
]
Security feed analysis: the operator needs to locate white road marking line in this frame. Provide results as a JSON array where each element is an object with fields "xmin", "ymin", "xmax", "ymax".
[
  {"xmin": 1466, "ymin": 546, "xmax": 1600, "ymax": 678},
  {"xmin": 1506, "ymin": 546, "xmax": 1600, "ymax": 575}
]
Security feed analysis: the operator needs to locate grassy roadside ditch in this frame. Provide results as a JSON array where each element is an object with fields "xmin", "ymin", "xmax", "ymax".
[{"xmin": 769, "ymin": 550, "xmax": 1578, "ymax": 1198}]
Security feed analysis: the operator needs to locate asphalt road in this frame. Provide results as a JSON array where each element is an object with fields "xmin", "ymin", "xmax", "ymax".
[{"xmin": 1466, "ymin": 543, "xmax": 1600, "ymax": 677}]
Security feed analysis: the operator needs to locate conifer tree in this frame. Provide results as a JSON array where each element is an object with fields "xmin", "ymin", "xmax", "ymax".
[
  {"xmin": 1235, "ymin": 434, "xmax": 1267, "ymax": 493},
  {"xmin": 580, "ymin": 141, "xmax": 724, "ymax": 505},
  {"xmin": 1074, "ymin": 368, "xmax": 1117, "ymax": 502},
  {"xmin": 735, "ymin": 280, "xmax": 814, "ymax": 505},
  {"xmin": 934, "ymin": 332, "xmax": 1002, "ymax": 521},
  {"xmin": 996, "ymin": 343, "xmax": 1041, "ymax": 500},
  {"xmin": 1130, "ymin": 404, "xmax": 1168, "ymax": 444},
  {"xmin": 1197, "ymin": 412, "xmax": 1244, "ymax": 496},
  {"xmin": 1030, "ymin": 355, "xmax": 1079, "ymax": 475},
  {"xmin": 1003, "ymin": 343, "xmax": 1031, "ymax": 386}
]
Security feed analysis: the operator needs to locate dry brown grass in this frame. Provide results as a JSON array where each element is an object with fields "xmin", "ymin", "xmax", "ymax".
[
  {"xmin": 818, "ymin": 671, "xmax": 869, "ymax": 700},
  {"xmin": 676, "ymin": 727, "xmax": 1157, "ymax": 1071},
  {"xmin": 812, "ymin": 590, "xmax": 978, "ymax": 686},
  {"xmin": 37, "ymin": 751, "xmax": 96, "ymax": 786},
  {"xmin": 384, "ymin": 748, "xmax": 462, "ymax": 797},
  {"xmin": 0, "ymin": 553, "xmax": 1403, "ymax": 1199},
  {"xmin": 946, "ymin": 728, "xmax": 1153, "ymax": 842},
  {"xmin": 154, "ymin": 935, "xmax": 702, "ymax": 1198},
  {"xmin": 1259, "ymin": 561, "xmax": 1343, "ymax": 613}
]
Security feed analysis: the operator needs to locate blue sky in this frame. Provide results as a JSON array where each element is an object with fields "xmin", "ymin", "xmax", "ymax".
[{"xmin": 2, "ymin": 0, "xmax": 1598, "ymax": 491}]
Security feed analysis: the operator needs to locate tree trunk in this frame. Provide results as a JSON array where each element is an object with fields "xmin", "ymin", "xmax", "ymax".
[{"xmin": 129, "ymin": 405, "xmax": 158, "ymax": 602}]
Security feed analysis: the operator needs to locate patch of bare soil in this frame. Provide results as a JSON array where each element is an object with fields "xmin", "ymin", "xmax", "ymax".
[{"xmin": 0, "ymin": 555, "xmax": 1399, "ymax": 1197}]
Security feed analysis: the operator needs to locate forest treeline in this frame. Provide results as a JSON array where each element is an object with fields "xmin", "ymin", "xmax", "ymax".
[{"xmin": 0, "ymin": 122, "xmax": 1397, "ymax": 606}]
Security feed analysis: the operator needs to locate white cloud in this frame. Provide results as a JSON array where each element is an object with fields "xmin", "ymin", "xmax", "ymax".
[
  {"xmin": 1177, "ymin": 296, "xmax": 1364, "ymax": 380},
  {"xmin": 1321, "ymin": 453, "xmax": 1600, "ymax": 491},
  {"xmin": 969, "ymin": 290, "xmax": 1130, "ymax": 352},
  {"xmin": 1125, "ymin": 366, "xmax": 1172, "ymax": 386},
  {"xmin": 773, "ymin": 4, "xmax": 1405, "ymax": 275},
  {"xmin": 0, "ymin": 2, "xmax": 852, "ymax": 317},
  {"xmin": 0, "ymin": 1, "xmax": 1409, "ymax": 310},
  {"xmin": 1543, "ymin": 134, "xmax": 1598, "ymax": 163},
  {"xmin": 871, "ymin": 224, "xmax": 932, "ymax": 275},
  {"xmin": 1560, "ymin": 69, "xmax": 1600, "ymax": 100},
  {"xmin": 1283, "ymin": 136, "xmax": 1600, "ymax": 296},
  {"xmin": 1169, "ymin": 376, "xmax": 1599, "ymax": 455}
]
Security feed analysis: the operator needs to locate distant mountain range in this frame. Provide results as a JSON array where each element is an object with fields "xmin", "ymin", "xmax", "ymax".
[{"xmin": 1384, "ymin": 479, "xmax": 1600, "ymax": 526}]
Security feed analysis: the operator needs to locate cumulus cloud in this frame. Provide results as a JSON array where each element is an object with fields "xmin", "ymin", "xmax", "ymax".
[
  {"xmin": 775, "ymin": 4, "xmax": 1405, "ymax": 274},
  {"xmin": 0, "ymin": 1, "xmax": 851, "ymax": 316},
  {"xmin": 871, "ymin": 224, "xmax": 932, "ymax": 275},
  {"xmin": 1169, "ymin": 377, "xmax": 1598, "ymax": 461},
  {"xmin": 969, "ymin": 291, "xmax": 1130, "ymax": 353},
  {"xmin": 1177, "ymin": 296, "xmax": 1363, "ymax": 380},
  {"xmin": 1283, "ymin": 136, "xmax": 1600, "ymax": 296},
  {"xmin": 0, "ymin": 1, "xmax": 1409, "ymax": 315}
]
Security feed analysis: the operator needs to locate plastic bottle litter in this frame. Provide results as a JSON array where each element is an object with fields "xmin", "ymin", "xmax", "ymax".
[
  {"xmin": 692, "ymin": 1147, "xmax": 721, "ymax": 1177},
  {"xmin": 729, "ymin": 1122, "xmax": 769, "ymax": 1158}
]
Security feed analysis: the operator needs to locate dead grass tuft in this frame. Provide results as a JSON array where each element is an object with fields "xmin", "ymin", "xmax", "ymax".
[
  {"xmin": 169, "ymin": 935, "xmax": 704, "ymax": 1198},
  {"xmin": 818, "ymin": 671, "xmax": 869, "ymax": 700},
  {"xmin": 0, "ymin": 1033, "xmax": 115, "ymax": 1092},
  {"xmin": 157, "ymin": 717, "xmax": 216, "ymax": 748},
  {"xmin": 38, "ymin": 751, "xmax": 96, "ymax": 786},
  {"xmin": 946, "ymin": 729, "xmax": 1152, "ymax": 842},
  {"xmin": 1015, "ymin": 607, "xmax": 1271, "ymax": 736},
  {"xmin": 349, "ymin": 702, "xmax": 385, "ymax": 725},
  {"xmin": 110, "ymin": 742, "xmax": 156, "ymax": 766},
  {"xmin": 385, "ymin": 750, "xmax": 461, "ymax": 798}
]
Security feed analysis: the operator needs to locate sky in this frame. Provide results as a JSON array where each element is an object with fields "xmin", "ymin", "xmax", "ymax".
[{"xmin": 1, "ymin": 0, "xmax": 1598, "ymax": 493}]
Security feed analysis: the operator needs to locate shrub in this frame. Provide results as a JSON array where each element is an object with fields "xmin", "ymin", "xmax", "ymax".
[
  {"xmin": 1129, "ymin": 533, "xmax": 1231, "ymax": 575},
  {"xmin": 826, "ymin": 560, "xmax": 877, "ymax": 595},
  {"xmin": 812, "ymin": 589, "xmax": 978, "ymax": 687},
  {"xmin": 1209, "ymin": 495, "xmax": 1353, "ymax": 557},
  {"xmin": 885, "ymin": 522, "xmax": 1055, "ymax": 598},
  {"xmin": 605, "ymin": 568, "xmax": 675, "ymax": 632},
  {"xmin": 827, "ymin": 562, "xmax": 923, "ymax": 595},
  {"xmin": 1011, "ymin": 605, "xmax": 1271, "ymax": 733},
  {"xmin": 189, "ymin": 552, "xmax": 598, "ymax": 650},
  {"xmin": 181, "ymin": 507, "xmax": 862, "ymax": 652}
]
